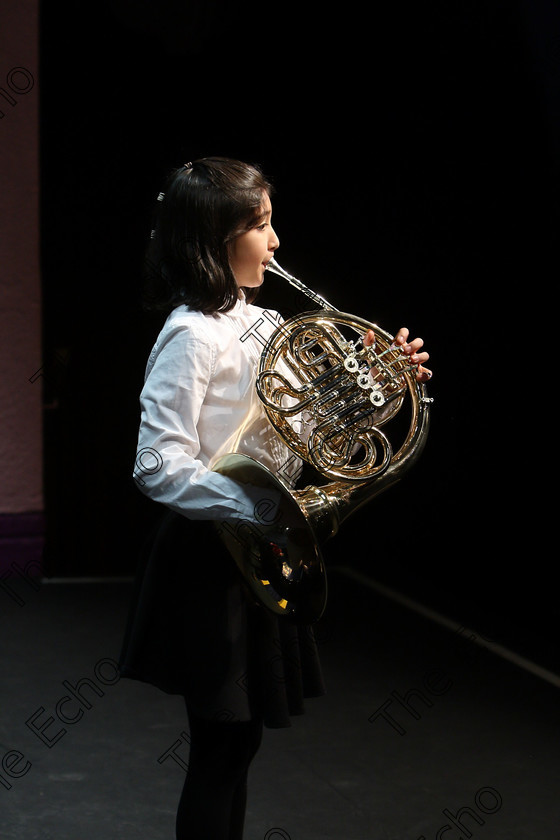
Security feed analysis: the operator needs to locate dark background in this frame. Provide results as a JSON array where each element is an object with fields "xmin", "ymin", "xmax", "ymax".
[{"xmin": 39, "ymin": 2, "xmax": 558, "ymax": 667}]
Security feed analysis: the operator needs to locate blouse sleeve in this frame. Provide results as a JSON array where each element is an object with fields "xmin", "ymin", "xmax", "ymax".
[{"xmin": 132, "ymin": 321, "xmax": 275, "ymax": 522}]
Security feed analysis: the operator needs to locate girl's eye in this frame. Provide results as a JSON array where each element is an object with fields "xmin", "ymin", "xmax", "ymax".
[{"xmin": 256, "ymin": 223, "xmax": 268, "ymax": 231}]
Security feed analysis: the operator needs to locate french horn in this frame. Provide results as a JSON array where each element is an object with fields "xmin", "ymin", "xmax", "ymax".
[{"xmin": 212, "ymin": 258, "xmax": 433, "ymax": 623}]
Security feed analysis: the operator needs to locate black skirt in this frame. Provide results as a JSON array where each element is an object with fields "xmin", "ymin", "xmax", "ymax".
[{"xmin": 118, "ymin": 509, "xmax": 326, "ymax": 728}]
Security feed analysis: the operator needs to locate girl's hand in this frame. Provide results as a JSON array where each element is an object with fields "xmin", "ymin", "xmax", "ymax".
[{"xmin": 364, "ymin": 327, "xmax": 432, "ymax": 383}]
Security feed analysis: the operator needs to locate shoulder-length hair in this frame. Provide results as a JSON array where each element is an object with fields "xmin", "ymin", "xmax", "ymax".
[{"xmin": 142, "ymin": 156, "xmax": 273, "ymax": 314}]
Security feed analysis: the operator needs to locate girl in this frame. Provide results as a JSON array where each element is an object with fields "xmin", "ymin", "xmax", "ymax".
[{"xmin": 119, "ymin": 156, "xmax": 431, "ymax": 840}]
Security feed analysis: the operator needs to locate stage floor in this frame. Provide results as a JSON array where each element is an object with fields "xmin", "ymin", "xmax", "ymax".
[{"xmin": 1, "ymin": 568, "xmax": 559, "ymax": 839}]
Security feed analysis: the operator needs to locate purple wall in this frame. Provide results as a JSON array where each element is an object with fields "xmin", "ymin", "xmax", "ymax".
[{"xmin": 0, "ymin": 3, "xmax": 43, "ymax": 572}]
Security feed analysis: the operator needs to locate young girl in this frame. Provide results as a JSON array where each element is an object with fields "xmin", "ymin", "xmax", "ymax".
[{"xmin": 119, "ymin": 156, "xmax": 431, "ymax": 840}]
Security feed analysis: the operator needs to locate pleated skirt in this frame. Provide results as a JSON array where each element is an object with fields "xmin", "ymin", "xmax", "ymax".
[{"xmin": 118, "ymin": 508, "xmax": 326, "ymax": 728}]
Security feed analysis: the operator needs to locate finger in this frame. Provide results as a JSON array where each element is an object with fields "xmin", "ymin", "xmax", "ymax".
[
  {"xmin": 405, "ymin": 337, "xmax": 425, "ymax": 355},
  {"xmin": 393, "ymin": 327, "xmax": 409, "ymax": 346},
  {"xmin": 416, "ymin": 365, "xmax": 433, "ymax": 382},
  {"xmin": 363, "ymin": 329, "xmax": 376, "ymax": 347}
]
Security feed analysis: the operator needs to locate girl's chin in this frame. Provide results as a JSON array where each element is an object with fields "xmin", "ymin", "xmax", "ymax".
[
  {"xmin": 235, "ymin": 269, "xmax": 265, "ymax": 289},
  {"xmin": 236, "ymin": 278, "xmax": 263, "ymax": 294}
]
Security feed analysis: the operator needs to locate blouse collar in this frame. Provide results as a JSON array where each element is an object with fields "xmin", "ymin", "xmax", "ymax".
[{"xmin": 226, "ymin": 290, "xmax": 251, "ymax": 318}]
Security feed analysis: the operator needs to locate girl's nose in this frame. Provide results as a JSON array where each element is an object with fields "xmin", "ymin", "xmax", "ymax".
[{"xmin": 269, "ymin": 226, "xmax": 280, "ymax": 251}]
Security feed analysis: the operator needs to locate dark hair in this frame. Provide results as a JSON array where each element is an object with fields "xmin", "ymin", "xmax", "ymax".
[{"xmin": 142, "ymin": 156, "xmax": 273, "ymax": 314}]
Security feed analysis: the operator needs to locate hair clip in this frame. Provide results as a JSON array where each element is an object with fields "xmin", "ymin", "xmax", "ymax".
[
  {"xmin": 157, "ymin": 192, "xmax": 165, "ymax": 201},
  {"xmin": 150, "ymin": 229, "xmax": 156, "ymax": 239},
  {"xmin": 183, "ymin": 162, "xmax": 193, "ymax": 170}
]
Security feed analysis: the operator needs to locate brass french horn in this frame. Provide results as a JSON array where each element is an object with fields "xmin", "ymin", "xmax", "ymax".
[{"xmin": 212, "ymin": 258, "xmax": 433, "ymax": 623}]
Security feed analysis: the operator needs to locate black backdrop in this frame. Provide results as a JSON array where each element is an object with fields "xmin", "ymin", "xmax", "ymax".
[{"xmin": 39, "ymin": 1, "xmax": 558, "ymax": 666}]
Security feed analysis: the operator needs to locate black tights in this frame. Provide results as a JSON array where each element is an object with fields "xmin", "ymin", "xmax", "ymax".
[{"xmin": 176, "ymin": 703, "xmax": 264, "ymax": 840}]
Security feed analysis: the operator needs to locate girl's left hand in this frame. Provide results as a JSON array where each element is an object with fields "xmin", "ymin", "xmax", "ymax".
[{"xmin": 364, "ymin": 327, "xmax": 432, "ymax": 383}]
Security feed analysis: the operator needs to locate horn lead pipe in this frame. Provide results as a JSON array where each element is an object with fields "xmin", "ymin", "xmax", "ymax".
[{"xmin": 265, "ymin": 257, "xmax": 335, "ymax": 311}]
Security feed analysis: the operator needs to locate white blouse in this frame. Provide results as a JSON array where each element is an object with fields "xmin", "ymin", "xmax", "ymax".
[{"xmin": 132, "ymin": 295, "xmax": 301, "ymax": 522}]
